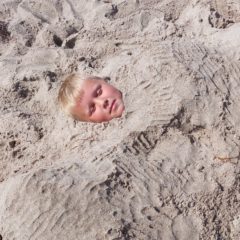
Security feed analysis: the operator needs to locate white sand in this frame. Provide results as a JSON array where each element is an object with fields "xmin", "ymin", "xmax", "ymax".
[{"xmin": 0, "ymin": 0, "xmax": 240, "ymax": 239}]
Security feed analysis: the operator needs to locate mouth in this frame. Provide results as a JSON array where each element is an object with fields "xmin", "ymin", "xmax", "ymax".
[{"xmin": 110, "ymin": 99, "xmax": 116, "ymax": 113}]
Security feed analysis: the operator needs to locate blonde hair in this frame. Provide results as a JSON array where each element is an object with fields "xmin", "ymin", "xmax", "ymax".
[
  {"xmin": 58, "ymin": 73, "xmax": 86, "ymax": 120},
  {"xmin": 58, "ymin": 73, "xmax": 102, "ymax": 121}
]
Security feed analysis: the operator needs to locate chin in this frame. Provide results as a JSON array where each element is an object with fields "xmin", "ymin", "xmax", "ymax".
[
  {"xmin": 117, "ymin": 104, "xmax": 125, "ymax": 117},
  {"xmin": 99, "ymin": 118, "xmax": 113, "ymax": 123}
]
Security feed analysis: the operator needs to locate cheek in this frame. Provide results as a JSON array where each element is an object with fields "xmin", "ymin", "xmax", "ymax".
[
  {"xmin": 93, "ymin": 109, "xmax": 112, "ymax": 122},
  {"xmin": 110, "ymin": 89, "xmax": 122, "ymax": 98},
  {"xmin": 72, "ymin": 106, "xmax": 85, "ymax": 120}
]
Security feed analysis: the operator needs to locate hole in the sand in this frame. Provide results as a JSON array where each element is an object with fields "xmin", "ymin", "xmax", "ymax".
[
  {"xmin": 12, "ymin": 82, "xmax": 21, "ymax": 92},
  {"xmin": 18, "ymin": 112, "xmax": 31, "ymax": 119},
  {"xmin": 25, "ymin": 38, "xmax": 33, "ymax": 47},
  {"xmin": 0, "ymin": 234, "xmax": 2, "ymax": 240},
  {"xmin": 45, "ymin": 71, "xmax": 57, "ymax": 82},
  {"xmin": 105, "ymin": 4, "xmax": 118, "ymax": 19},
  {"xmin": 12, "ymin": 149, "xmax": 20, "ymax": 158},
  {"xmin": 164, "ymin": 14, "xmax": 173, "ymax": 21},
  {"xmin": 18, "ymin": 88, "xmax": 29, "ymax": 99},
  {"xmin": 65, "ymin": 37, "xmax": 76, "ymax": 49},
  {"xmin": 0, "ymin": 21, "xmax": 11, "ymax": 42},
  {"xmin": 23, "ymin": 76, "xmax": 38, "ymax": 82},
  {"xmin": 9, "ymin": 140, "xmax": 16, "ymax": 148},
  {"xmin": 53, "ymin": 35, "xmax": 63, "ymax": 47},
  {"xmin": 79, "ymin": 57, "xmax": 85, "ymax": 61},
  {"xmin": 215, "ymin": 12, "xmax": 221, "ymax": 18},
  {"xmin": 115, "ymin": 42, "xmax": 121, "ymax": 47}
]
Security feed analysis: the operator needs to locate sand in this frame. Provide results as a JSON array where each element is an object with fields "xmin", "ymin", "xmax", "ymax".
[{"xmin": 0, "ymin": 0, "xmax": 240, "ymax": 239}]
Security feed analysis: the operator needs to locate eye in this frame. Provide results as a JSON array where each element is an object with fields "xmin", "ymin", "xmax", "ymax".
[
  {"xmin": 89, "ymin": 104, "xmax": 96, "ymax": 115},
  {"xmin": 96, "ymin": 87, "xmax": 102, "ymax": 97}
]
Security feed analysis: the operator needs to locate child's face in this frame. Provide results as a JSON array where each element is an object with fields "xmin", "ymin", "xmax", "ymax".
[{"xmin": 73, "ymin": 78, "xmax": 125, "ymax": 123}]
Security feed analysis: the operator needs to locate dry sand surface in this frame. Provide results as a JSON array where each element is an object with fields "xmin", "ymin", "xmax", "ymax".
[{"xmin": 0, "ymin": 0, "xmax": 240, "ymax": 239}]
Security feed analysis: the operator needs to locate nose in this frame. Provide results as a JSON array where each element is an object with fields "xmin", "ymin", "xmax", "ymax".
[{"xmin": 94, "ymin": 98, "xmax": 109, "ymax": 109}]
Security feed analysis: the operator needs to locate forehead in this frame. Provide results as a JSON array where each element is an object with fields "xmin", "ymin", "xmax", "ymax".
[{"xmin": 82, "ymin": 78, "xmax": 103, "ymax": 91}]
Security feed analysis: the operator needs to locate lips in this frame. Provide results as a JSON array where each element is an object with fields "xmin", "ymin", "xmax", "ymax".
[{"xmin": 110, "ymin": 99, "xmax": 116, "ymax": 113}]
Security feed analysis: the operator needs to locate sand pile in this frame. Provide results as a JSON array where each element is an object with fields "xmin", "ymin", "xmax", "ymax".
[{"xmin": 0, "ymin": 0, "xmax": 240, "ymax": 239}]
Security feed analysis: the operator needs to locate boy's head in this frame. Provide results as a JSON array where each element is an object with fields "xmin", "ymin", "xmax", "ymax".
[{"xmin": 58, "ymin": 73, "xmax": 125, "ymax": 123}]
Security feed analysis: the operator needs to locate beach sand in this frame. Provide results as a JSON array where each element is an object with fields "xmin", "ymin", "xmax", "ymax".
[{"xmin": 0, "ymin": 0, "xmax": 240, "ymax": 239}]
